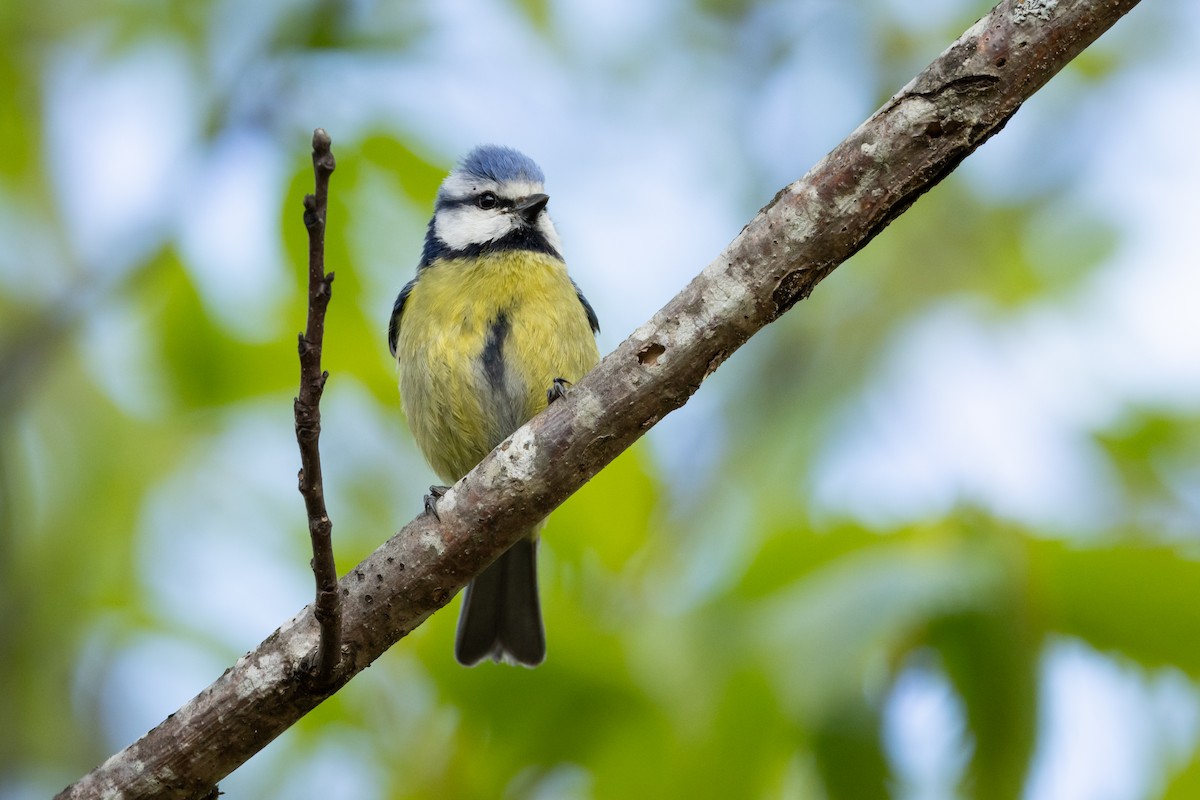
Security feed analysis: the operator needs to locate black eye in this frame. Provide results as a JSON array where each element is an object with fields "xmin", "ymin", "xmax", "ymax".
[{"xmin": 476, "ymin": 192, "xmax": 498, "ymax": 210}]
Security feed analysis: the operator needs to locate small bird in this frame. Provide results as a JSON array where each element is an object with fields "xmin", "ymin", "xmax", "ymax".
[{"xmin": 388, "ymin": 145, "xmax": 600, "ymax": 667}]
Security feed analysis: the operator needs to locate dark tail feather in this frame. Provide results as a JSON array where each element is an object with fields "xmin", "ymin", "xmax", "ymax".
[{"xmin": 454, "ymin": 537, "xmax": 545, "ymax": 667}]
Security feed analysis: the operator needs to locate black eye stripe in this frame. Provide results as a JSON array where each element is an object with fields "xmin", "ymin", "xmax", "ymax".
[{"xmin": 435, "ymin": 194, "xmax": 516, "ymax": 211}]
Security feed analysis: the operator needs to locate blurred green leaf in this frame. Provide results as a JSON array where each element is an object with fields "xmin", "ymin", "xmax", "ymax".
[
  {"xmin": 1, "ymin": 350, "xmax": 190, "ymax": 773},
  {"xmin": 811, "ymin": 699, "xmax": 890, "ymax": 800},
  {"xmin": 1093, "ymin": 408, "xmax": 1200, "ymax": 521},
  {"xmin": 752, "ymin": 526, "xmax": 1011, "ymax": 719},
  {"xmin": 735, "ymin": 521, "xmax": 883, "ymax": 601},
  {"xmin": 546, "ymin": 446, "xmax": 660, "ymax": 571},
  {"xmin": 361, "ymin": 135, "xmax": 446, "ymax": 208},
  {"xmin": 924, "ymin": 525, "xmax": 1041, "ymax": 800},
  {"xmin": 1031, "ymin": 540, "xmax": 1200, "ymax": 674},
  {"xmin": 1163, "ymin": 747, "xmax": 1200, "ymax": 800},
  {"xmin": 0, "ymin": 53, "xmax": 38, "ymax": 185},
  {"xmin": 931, "ymin": 607, "xmax": 1038, "ymax": 800},
  {"xmin": 511, "ymin": 0, "xmax": 553, "ymax": 36},
  {"xmin": 140, "ymin": 250, "xmax": 294, "ymax": 408}
]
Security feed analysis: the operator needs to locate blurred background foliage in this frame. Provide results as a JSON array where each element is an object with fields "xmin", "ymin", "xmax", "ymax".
[{"xmin": 2, "ymin": 1, "xmax": 1199, "ymax": 799}]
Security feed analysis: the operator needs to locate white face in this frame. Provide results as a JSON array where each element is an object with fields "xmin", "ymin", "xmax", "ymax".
[{"xmin": 433, "ymin": 175, "xmax": 564, "ymax": 255}]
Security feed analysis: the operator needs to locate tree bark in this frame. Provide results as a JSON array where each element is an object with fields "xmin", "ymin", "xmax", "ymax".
[
  {"xmin": 56, "ymin": 0, "xmax": 1144, "ymax": 797},
  {"xmin": 295, "ymin": 128, "xmax": 342, "ymax": 685}
]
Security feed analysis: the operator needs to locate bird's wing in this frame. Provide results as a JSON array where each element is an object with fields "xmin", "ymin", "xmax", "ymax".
[
  {"xmin": 387, "ymin": 276, "xmax": 419, "ymax": 357},
  {"xmin": 573, "ymin": 279, "xmax": 600, "ymax": 335}
]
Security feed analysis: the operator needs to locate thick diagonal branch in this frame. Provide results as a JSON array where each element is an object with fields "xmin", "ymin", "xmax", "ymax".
[
  {"xmin": 295, "ymin": 128, "xmax": 341, "ymax": 683},
  {"xmin": 56, "ymin": 1, "xmax": 1143, "ymax": 797}
]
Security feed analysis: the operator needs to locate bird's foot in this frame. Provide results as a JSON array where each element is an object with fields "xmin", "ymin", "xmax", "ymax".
[
  {"xmin": 546, "ymin": 377, "xmax": 572, "ymax": 405},
  {"xmin": 424, "ymin": 485, "xmax": 450, "ymax": 520}
]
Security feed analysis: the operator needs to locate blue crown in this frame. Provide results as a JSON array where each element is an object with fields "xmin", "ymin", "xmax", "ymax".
[{"xmin": 457, "ymin": 145, "xmax": 544, "ymax": 184}]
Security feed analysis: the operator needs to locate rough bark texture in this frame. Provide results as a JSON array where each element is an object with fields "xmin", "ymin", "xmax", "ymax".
[{"xmin": 57, "ymin": 1, "xmax": 1143, "ymax": 797}]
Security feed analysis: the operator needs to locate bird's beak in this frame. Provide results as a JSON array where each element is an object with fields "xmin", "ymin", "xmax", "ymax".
[{"xmin": 515, "ymin": 193, "xmax": 549, "ymax": 224}]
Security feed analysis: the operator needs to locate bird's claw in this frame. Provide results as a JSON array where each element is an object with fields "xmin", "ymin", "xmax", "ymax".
[
  {"xmin": 546, "ymin": 377, "xmax": 572, "ymax": 405},
  {"xmin": 424, "ymin": 485, "xmax": 450, "ymax": 520}
]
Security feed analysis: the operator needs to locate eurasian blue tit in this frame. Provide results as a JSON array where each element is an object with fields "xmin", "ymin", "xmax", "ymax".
[{"xmin": 388, "ymin": 145, "xmax": 600, "ymax": 667}]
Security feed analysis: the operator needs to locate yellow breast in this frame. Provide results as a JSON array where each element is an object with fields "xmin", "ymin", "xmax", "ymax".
[{"xmin": 395, "ymin": 250, "xmax": 600, "ymax": 482}]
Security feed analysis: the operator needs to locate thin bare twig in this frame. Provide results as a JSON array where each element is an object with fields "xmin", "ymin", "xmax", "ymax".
[{"xmin": 295, "ymin": 127, "xmax": 341, "ymax": 683}]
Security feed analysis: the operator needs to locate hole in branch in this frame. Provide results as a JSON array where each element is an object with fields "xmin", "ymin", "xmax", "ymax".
[{"xmin": 637, "ymin": 342, "xmax": 666, "ymax": 366}]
